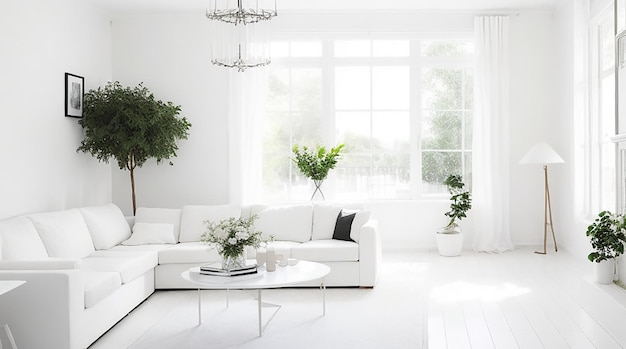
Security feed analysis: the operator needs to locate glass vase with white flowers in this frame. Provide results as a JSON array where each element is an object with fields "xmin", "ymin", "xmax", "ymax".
[{"xmin": 201, "ymin": 215, "xmax": 272, "ymax": 271}]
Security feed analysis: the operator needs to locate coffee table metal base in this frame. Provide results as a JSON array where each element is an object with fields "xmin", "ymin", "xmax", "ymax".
[{"xmin": 196, "ymin": 283, "xmax": 326, "ymax": 337}]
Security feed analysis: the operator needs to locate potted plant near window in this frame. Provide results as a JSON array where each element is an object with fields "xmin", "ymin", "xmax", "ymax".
[
  {"xmin": 436, "ymin": 174, "xmax": 472, "ymax": 256},
  {"xmin": 586, "ymin": 211, "xmax": 626, "ymax": 284},
  {"xmin": 292, "ymin": 143, "xmax": 345, "ymax": 200}
]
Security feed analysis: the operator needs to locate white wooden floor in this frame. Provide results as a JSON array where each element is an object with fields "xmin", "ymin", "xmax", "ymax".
[
  {"xmin": 91, "ymin": 247, "xmax": 626, "ymax": 349},
  {"xmin": 420, "ymin": 247, "xmax": 626, "ymax": 349}
]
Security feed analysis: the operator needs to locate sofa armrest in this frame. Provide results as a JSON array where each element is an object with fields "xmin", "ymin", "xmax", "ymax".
[
  {"xmin": 0, "ymin": 258, "xmax": 80, "ymax": 270},
  {"xmin": 0, "ymin": 269, "xmax": 84, "ymax": 349},
  {"xmin": 358, "ymin": 220, "xmax": 381, "ymax": 287}
]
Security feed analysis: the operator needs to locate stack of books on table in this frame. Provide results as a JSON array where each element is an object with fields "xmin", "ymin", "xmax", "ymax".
[{"xmin": 199, "ymin": 261, "xmax": 258, "ymax": 277}]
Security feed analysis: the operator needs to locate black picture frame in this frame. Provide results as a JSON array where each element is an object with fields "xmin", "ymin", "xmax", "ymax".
[{"xmin": 65, "ymin": 73, "xmax": 84, "ymax": 118}]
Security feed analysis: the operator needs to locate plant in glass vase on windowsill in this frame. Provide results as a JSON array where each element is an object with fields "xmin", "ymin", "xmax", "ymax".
[
  {"xmin": 436, "ymin": 174, "xmax": 472, "ymax": 256},
  {"xmin": 586, "ymin": 211, "xmax": 626, "ymax": 284},
  {"xmin": 292, "ymin": 143, "xmax": 345, "ymax": 201},
  {"xmin": 201, "ymin": 215, "xmax": 273, "ymax": 271}
]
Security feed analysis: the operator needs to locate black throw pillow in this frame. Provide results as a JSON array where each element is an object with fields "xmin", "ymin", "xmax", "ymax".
[{"xmin": 333, "ymin": 210, "xmax": 356, "ymax": 242}]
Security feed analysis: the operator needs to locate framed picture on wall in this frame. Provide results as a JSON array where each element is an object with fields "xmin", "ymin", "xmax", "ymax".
[{"xmin": 65, "ymin": 72, "xmax": 84, "ymax": 118}]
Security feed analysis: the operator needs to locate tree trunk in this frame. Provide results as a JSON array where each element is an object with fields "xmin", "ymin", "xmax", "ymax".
[
  {"xmin": 127, "ymin": 153, "xmax": 137, "ymax": 215},
  {"xmin": 130, "ymin": 166, "xmax": 136, "ymax": 215}
]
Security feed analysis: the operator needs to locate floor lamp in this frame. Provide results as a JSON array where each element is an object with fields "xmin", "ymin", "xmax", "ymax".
[{"xmin": 519, "ymin": 142, "xmax": 564, "ymax": 254}]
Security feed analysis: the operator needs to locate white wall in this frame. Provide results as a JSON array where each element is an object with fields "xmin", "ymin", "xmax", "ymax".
[
  {"xmin": 109, "ymin": 10, "xmax": 561, "ymax": 251},
  {"xmin": 508, "ymin": 11, "xmax": 564, "ymax": 247},
  {"xmin": 110, "ymin": 15, "xmax": 231, "ymax": 215},
  {"xmin": 553, "ymin": 0, "xmax": 590, "ymax": 258},
  {"xmin": 0, "ymin": 0, "xmax": 113, "ymax": 220}
]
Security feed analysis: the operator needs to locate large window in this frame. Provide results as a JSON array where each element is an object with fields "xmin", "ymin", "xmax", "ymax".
[
  {"xmin": 262, "ymin": 35, "xmax": 473, "ymax": 202},
  {"xmin": 578, "ymin": 7, "xmax": 616, "ymax": 216}
]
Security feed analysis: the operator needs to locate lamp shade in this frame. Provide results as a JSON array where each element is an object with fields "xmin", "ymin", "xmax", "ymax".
[{"xmin": 519, "ymin": 142, "xmax": 564, "ymax": 165}]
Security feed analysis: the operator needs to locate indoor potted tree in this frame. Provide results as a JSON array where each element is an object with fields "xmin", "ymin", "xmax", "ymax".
[
  {"xmin": 586, "ymin": 211, "xmax": 626, "ymax": 284},
  {"xmin": 77, "ymin": 81, "xmax": 191, "ymax": 214},
  {"xmin": 292, "ymin": 143, "xmax": 345, "ymax": 200},
  {"xmin": 436, "ymin": 174, "xmax": 472, "ymax": 256}
]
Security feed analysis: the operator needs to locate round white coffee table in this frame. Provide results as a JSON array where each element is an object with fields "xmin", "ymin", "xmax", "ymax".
[{"xmin": 181, "ymin": 260, "xmax": 330, "ymax": 336}]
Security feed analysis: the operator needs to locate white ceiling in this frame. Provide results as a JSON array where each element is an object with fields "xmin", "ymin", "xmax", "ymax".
[{"xmin": 90, "ymin": 0, "xmax": 563, "ymax": 15}]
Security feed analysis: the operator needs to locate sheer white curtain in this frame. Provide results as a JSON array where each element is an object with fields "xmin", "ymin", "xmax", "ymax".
[
  {"xmin": 228, "ymin": 69, "xmax": 268, "ymax": 204},
  {"xmin": 472, "ymin": 16, "xmax": 514, "ymax": 253}
]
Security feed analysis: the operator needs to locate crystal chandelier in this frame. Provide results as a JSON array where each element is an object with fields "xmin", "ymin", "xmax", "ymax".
[{"xmin": 206, "ymin": 0, "xmax": 277, "ymax": 72}]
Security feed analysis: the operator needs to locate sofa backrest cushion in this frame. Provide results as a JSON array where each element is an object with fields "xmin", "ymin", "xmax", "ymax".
[
  {"xmin": 179, "ymin": 205, "xmax": 241, "ymax": 242},
  {"xmin": 0, "ymin": 216, "xmax": 49, "ymax": 261},
  {"xmin": 255, "ymin": 204, "xmax": 313, "ymax": 242},
  {"xmin": 79, "ymin": 204, "xmax": 131, "ymax": 250},
  {"xmin": 312, "ymin": 204, "xmax": 367, "ymax": 241},
  {"xmin": 135, "ymin": 207, "xmax": 182, "ymax": 242},
  {"xmin": 312, "ymin": 204, "xmax": 342, "ymax": 240},
  {"xmin": 29, "ymin": 209, "xmax": 95, "ymax": 259},
  {"xmin": 350, "ymin": 210, "xmax": 371, "ymax": 242},
  {"xmin": 122, "ymin": 223, "xmax": 176, "ymax": 245},
  {"xmin": 241, "ymin": 204, "xmax": 269, "ymax": 218}
]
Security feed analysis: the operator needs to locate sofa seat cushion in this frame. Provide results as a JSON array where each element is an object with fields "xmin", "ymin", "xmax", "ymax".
[
  {"xmin": 266, "ymin": 241, "xmax": 301, "ymax": 259},
  {"xmin": 107, "ymin": 244, "xmax": 174, "ymax": 252},
  {"xmin": 291, "ymin": 240, "xmax": 359, "ymax": 262},
  {"xmin": 80, "ymin": 253, "xmax": 157, "ymax": 284},
  {"xmin": 88, "ymin": 249, "xmax": 160, "ymax": 260},
  {"xmin": 246, "ymin": 241, "xmax": 301, "ymax": 259},
  {"xmin": 81, "ymin": 270, "xmax": 122, "ymax": 308},
  {"xmin": 0, "ymin": 216, "xmax": 49, "ymax": 260},
  {"xmin": 158, "ymin": 242, "xmax": 220, "ymax": 264}
]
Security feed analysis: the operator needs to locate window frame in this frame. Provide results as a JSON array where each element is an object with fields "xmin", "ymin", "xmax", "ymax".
[{"xmin": 263, "ymin": 32, "xmax": 474, "ymax": 202}]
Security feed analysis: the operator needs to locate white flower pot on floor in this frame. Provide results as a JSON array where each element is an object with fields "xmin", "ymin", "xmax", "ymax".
[
  {"xmin": 436, "ymin": 231, "xmax": 463, "ymax": 257},
  {"xmin": 593, "ymin": 259, "xmax": 615, "ymax": 284}
]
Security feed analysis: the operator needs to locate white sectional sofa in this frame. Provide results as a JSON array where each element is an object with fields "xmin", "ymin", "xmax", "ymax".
[{"xmin": 0, "ymin": 202, "xmax": 380, "ymax": 349}]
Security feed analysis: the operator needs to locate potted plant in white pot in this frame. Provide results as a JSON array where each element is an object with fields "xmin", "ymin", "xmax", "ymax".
[
  {"xmin": 436, "ymin": 174, "xmax": 472, "ymax": 256},
  {"xmin": 586, "ymin": 211, "xmax": 626, "ymax": 284}
]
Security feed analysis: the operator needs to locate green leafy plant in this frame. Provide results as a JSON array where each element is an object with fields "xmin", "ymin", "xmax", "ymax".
[
  {"xmin": 586, "ymin": 211, "xmax": 626, "ymax": 263},
  {"xmin": 77, "ymin": 81, "xmax": 191, "ymax": 214},
  {"xmin": 292, "ymin": 143, "xmax": 345, "ymax": 200},
  {"xmin": 442, "ymin": 174, "xmax": 472, "ymax": 232}
]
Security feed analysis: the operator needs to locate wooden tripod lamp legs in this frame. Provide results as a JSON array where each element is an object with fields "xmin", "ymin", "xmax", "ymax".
[{"xmin": 535, "ymin": 165, "xmax": 558, "ymax": 254}]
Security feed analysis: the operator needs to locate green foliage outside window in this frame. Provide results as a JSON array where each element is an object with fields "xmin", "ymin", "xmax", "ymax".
[{"xmin": 421, "ymin": 42, "xmax": 473, "ymax": 191}]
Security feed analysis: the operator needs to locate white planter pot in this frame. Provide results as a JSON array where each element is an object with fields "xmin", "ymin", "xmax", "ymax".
[
  {"xmin": 593, "ymin": 259, "xmax": 615, "ymax": 284},
  {"xmin": 436, "ymin": 232, "xmax": 463, "ymax": 257}
]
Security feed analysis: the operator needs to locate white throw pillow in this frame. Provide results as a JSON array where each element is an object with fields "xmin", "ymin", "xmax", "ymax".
[
  {"xmin": 350, "ymin": 210, "xmax": 371, "ymax": 242},
  {"xmin": 179, "ymin": 205, "xmax": 241, "ymax": 242},
  {"xmin": 122, "ymin": 223, "xmax": 176, "ymax": 245},
  {"xmin": 255, "ymin": 205, "xmax": 313, "ymax": 242},
  {"xmin": 312, "ymin": 205, "xmax": 342, "ymax": 240},
  {"xmin": 0, "ymin": 216, "xmax": 49, "ymax": 260},
  {"xmin": 135, "ymin": 207, "xmax": 182, "ymax": 242},
  {"xmin": 29, "ymin": 209, "xmax": 95, "ymax": 259},
  {"xmin": 79, "ymin": 204, "xmax": 131, "ymax": 250}
]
